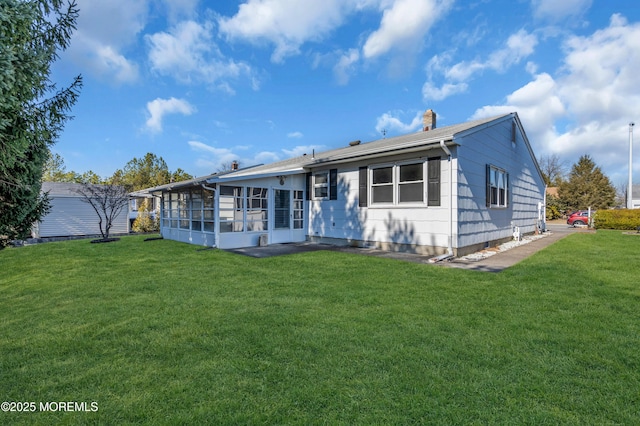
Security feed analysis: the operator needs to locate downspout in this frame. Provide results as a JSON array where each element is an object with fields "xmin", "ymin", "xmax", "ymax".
[
  {"xmin": 430, "ymin": 140, "xmax": 454, "ymax": 263},
  {"xmin": 440, "ymin": 140, "xmax": 454, "ymax": 257}
]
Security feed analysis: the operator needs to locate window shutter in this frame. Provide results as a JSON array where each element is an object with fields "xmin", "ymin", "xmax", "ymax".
[
  {"xmin": 486, "ymin": 164, "xmax": 491, "ymax": 207},
  {"xmin": 358, "ymin": 166, "xmax": 368, "ymax": 207},
  {"xmin": 329, "ymin": 169, "xmax": 338, "ymax": 200},
  {"xmin": 427, "ymin": 157, "xmax": 441, "ymax": 206},
  {"xmin": 506, "ymin": 172, "xmax": 510, "ymax": 207},
  {"xmin": 305, "ymin": 172, "xmax": 312, "ymax": 200}
]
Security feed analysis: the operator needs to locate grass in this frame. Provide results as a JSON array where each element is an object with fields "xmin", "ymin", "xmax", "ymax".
[{"xmin": 1, "ymin": 231, "xmax": 639, "ymax": 424}]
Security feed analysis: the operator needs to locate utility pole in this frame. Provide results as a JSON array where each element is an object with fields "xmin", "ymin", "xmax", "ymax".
[{"xmin": 629, "ymin": 122, "xmax": 635, "ymax": 209}]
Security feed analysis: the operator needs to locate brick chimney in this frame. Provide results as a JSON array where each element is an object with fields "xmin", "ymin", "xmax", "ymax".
[
  {"xmin": 231, "ymin": 160, "xmax": 239, "ymax": 171},
  {"xmin": 423, "ymin": 109, "xmax": 436, "ymax": 131}
]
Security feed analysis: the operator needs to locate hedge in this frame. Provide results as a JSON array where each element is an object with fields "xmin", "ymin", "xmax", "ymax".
[{"xmin": 593, "ymin": 209, "xmax": 640, "ymax": 230}]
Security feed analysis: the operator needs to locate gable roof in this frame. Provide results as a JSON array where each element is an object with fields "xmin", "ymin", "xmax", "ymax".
[
  {"xmin": 215, "ymin": 113, "xmax": 514, "ymax": 181},
  {"xmin": 41, "ymin": 182, "xmax": 103, "ymax": 197},
  {"xmin": 137, "ymin": 111, "xmax": 540, "ymax": 193}
]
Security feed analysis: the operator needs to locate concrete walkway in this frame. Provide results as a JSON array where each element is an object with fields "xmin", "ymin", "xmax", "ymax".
[
  {"xmin": 443, "ymin": 224, "xmax": 581, "ymax": 272},
  {"xmin": 226, "ymin": 223, "xmax": 585, "ymax": 272}
]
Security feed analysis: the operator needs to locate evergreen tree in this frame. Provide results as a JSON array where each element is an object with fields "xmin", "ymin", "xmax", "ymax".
[
  {"xmin": 42, "ymin": 152, "xmax": 102, "ymax": 183},
  {"xmin": 0, "ymin": 0, "xmax": 82, "ymax": 246},
  {"xmin": 113, "ymin": 153, "xmax": 193, "ymax": 191},
  {"xmin": 558, "ymin": 155, "xmax": 616, "ymax": 211}
]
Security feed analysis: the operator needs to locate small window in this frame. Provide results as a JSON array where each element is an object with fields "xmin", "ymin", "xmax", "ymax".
[
  {"xmin": 313, "ymin": 172, "xmax": 328, "ymax": 199},
  {"xmin": 487, "ymin": 165, "xmax": 509, "ymax": 208},
  {"xmin": 313, "ymin": 169, "xmax": 338, "ymax": 200}
]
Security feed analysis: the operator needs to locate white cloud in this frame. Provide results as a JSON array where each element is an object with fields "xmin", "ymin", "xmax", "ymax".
[
  {"xmin": 218, "ymin": 0, "xmax": 349, "ymax": 63},
  {"xmin": 189, "ymin": 141, "xmax": 305, "ymax": 173},
  {"xmin": 471, "ymin": 14, "xmax": 640, "ymax": 183},
  {"xmin": 333, "ymin": 49, "xmax": 360, "ymax": 85},
  {"xmin": 446, "ymin": 30, "xmax": 538, "ymax": 82},
  {"xmin": 362, "ymin": 0, "xmax": 453, "ymax": 59},
  {"xmin": 160, "ymin": 0, "xmax": 200, "ymax": 22},
  {"xmin": 375, "ymin": 110, "xmax": 423, "ymax": 134},
  {"xmin": 282, "ymin": 145, "xmax": 326, "ymax": 157},
  {"xmin": 66, "ymin": 0, "xmax": 148, "ymax": 84},
  {"xmin": 471, "ymin": 73, "xmax": 565, "ymax": 152},
  {"xmin": 287, "ymin": 131, "xmax": 304, "ymax": 138},
  {"xmin": 146, "ymin": 20, "xmax": 255, "ymax": 90},
  {"xmin": 146, "ymin": 98, "xmax": 196, "ymax": 133},
  {"xmin": 422, "ymin": 81, "xmax": 468, "ymax": 101},
  {"xmin": 422, "ymin": 29, "xmax": 538, "ymax": 102},
  {"xmin": 532, "ymin": 0, "xmax": 592, "ymax": 21}
]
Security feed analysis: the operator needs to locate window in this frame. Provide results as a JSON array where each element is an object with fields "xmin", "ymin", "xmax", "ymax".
[
  {"xmin": 313, "ymin": 169, "xmax": 338, "ymax": 200},
  {"xmin": 370, "ymin": 162, "xmax": 427, "ymax": 205},
  {"xmin": 247, "ymin": 187, "xmax": 268, "ymax": 231},
  {"xmin": 371, "ymin": 166, "xmax": 393, "ymax": 203},
  {"xmin": 293, "ymin": 190, "xmax": 304, "ymax": 229},
  {"xmin": 191, "ymin": 189, "xmax": 203, "ymax": 231},
  {"xmin": 162, "ymin": 189, "xmax": 216, "ymax": 232},
  {"xmin": 178, "ymin": 191, "xmax": 189, "ymax": 229},
  {"xmin": 398, "ymin": 163, "xmax": 423, "ymax": 203},
  {"xmin": 203, "ymin": 189, "xmax": 214, "ymax": 233},
  {"xmin": 274, "ymin": 189, "xmax": 290, "ymax": 229},
  {"xmin": 170, "ymin": 192, "xmax": 179, "ymax": 228},
  {"xmin": 313, "ymin": 172, "xmax": 328, "ymax": 199},
  {"xmin": 219, "ymin": 186, "xmax": 244, "ymax": 232},
  {"xmin": 486, "ymin": 165, "xmax": 509, "ymax": 208}
]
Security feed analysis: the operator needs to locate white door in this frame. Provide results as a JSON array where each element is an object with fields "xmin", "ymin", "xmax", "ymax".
[{"xmin": 270, "ymin": 189, "xmax": 292, "ymax": 244}]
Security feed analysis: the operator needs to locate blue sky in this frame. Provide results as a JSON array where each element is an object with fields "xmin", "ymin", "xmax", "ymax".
[{"xmin": 51, "ymin": 0, "xmax": 640, "ymax": 186}]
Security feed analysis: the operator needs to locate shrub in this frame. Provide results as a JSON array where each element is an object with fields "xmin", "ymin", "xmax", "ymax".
[
  {"xmin": 132, "ymin": 199, "xmax": 158, "ymax": 233},
  {"xmin": 593, "ymin": 209, "xmax": 640, "ymax": 230},
  {"xmin": 545, "ymin": 194, "xmax": 567, "ymax": 220}
]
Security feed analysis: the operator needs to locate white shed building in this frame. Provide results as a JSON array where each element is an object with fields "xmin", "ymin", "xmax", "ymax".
[
  {"xmin": 32, "ymin": 182, "xmax": 129, "ymax": 238},
  {"xmin": 139, "ymin": 111, "xmax": 546, "ymax": 256}
]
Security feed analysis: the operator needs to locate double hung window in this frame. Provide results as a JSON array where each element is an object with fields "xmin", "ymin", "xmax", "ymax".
[
  {"xmin": 487, "ymin": 165, "xmax": 509, "ymax": 208},
  {"xmin": 311, "ymin": 169, "xmax": 338, "ymax": 200},
  {"xmin": 313, "ymin": 172, "xmax": 329, "ymax": 199}
]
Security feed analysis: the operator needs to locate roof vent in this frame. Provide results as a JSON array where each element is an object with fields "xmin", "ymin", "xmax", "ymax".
[{"xmin": 349, "ymin": 140, "xmax": 361, "ymax": 146}]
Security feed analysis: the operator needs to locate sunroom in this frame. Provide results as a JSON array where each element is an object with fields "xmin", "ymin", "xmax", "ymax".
[{"xmin": 148, "ymin": 172, "xmax": 307, "ymax": 249}]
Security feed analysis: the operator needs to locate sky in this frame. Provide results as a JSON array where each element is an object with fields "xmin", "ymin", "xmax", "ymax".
[{"xmin": 50, "ymin": 0, "xmax": 640, "ymax": 187}]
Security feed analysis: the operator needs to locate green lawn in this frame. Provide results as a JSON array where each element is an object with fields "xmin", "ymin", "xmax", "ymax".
[{"xmin": 1, "ymin": 232, "xmax": 639, "ymax": 424}]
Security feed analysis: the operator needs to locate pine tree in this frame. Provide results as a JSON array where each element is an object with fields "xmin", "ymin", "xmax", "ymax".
[
  {"xmin": 0, "ymin": 0, "xmax": 82, "ymax": 246},
  {"xmin": 112, "ymin": 153, "xmax": 193, "ymax": 191},
  {"xmin": 558, "ymin": 155, "xmax": 616, "ymax": 211}
]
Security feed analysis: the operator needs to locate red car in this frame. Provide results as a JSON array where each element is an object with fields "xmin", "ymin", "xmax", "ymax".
[{"xmin": 567, "ymin": 210, "xmax": 592, "ymax": 226}]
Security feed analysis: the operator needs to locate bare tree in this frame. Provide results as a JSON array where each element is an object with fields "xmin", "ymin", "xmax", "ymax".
[
  {"xmin": 538, "ymin": 154, "xmax": 567, "ymax": 187},
  {"xmin": 76, "ymin": 183, "xmax": 129, "ymax": 241}
]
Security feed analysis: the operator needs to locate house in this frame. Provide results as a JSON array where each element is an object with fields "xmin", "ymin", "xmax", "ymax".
[
  {"xmin": 632, "ymin": 184, "xmax": 640, "ymax": 209},
  {"xmin": 32, "ymin": 182, "xmax": 129, "ymax": 238},
  {"xmin": 138, "ymin": 111, "xmax": 546, "ymax": 256}
]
